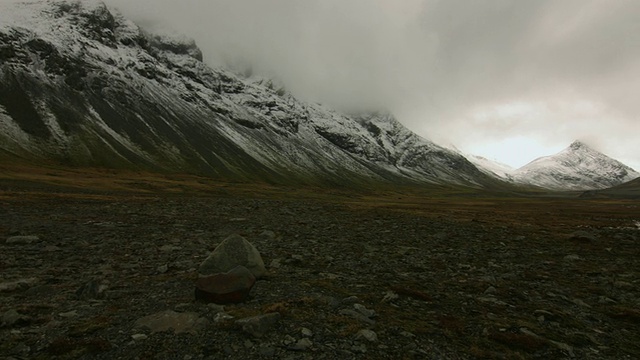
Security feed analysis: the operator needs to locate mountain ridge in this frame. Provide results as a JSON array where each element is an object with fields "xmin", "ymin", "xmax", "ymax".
[
  {"xmin": 1, "ymin": 0, "xmax": 637, "ymax": 192},
  {"xmin": 0, "ymin": 0, "xmax": 498, "ymax": 188},
  {"xmin": 468, "ymin": 140, "xmax": 640, "ymax": 191}
]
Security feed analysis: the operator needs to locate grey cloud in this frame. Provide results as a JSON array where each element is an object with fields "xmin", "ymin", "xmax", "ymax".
[{"xmin": 104, "ymin": 0, "xmax": 640, "ymax": 170}]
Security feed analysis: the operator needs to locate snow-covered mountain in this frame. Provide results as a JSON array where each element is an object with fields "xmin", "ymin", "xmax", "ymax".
[
  {"xmin": 512, "ymin": 141, "xmax": 640, "ymax": 190},
  {"xmin": 0, "ymin": 0, "xmax": 493, "ymax": 187},
  {"xmin": 466, "ymin": 155, "xmax": 514, "ymax": 180}
]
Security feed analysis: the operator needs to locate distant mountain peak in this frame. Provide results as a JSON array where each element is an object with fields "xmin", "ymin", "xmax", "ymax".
[
  {"xmin": 569, "ymin": 140, "xmax": 585, "ymax": 150},
  {"xmin": 512, "ymin": 141, "xmax": 639, "ymax": 190},
  {"xmin": 568, "ymin": 140, "xmax": 592, "ymax": 151}
]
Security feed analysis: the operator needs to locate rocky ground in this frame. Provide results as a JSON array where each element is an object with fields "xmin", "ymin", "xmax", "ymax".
[{"xmin": 1, "ymin": 178, "xmax": 639, "ymax": 359}]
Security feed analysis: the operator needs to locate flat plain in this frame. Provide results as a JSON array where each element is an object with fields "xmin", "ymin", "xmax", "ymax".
[{"xmin": 1, "ymin": 163, "xmax": 639, "ymax": 359}]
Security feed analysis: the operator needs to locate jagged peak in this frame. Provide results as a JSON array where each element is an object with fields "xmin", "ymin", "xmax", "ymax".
[{"xmin": 569, "ymin": 140, "xmax": 589, "ymax": 151}]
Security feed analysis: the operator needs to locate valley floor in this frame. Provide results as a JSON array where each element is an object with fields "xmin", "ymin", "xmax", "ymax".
[{"xmin": 1, "ymin": 166, "xmax": 639, "ymax": 359}]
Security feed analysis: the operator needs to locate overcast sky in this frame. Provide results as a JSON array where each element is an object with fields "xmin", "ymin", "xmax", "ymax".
[{"xmin": 104, "ymin": 0, "xmax": 640, "ymax": 170}]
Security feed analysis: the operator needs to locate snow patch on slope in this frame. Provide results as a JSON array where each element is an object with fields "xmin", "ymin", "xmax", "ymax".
[{"xmin": 467, "ymin": 155, "xmax": 514, "ymax": 179}]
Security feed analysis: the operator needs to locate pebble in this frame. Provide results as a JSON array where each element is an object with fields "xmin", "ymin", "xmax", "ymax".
[
  {"xmin": 353, "ymin": 304, "xmax": 375, "ymax": 318},
  {"xmin": 339, "ymin": 309, "xmax": 375, "ymax": 325},
  {"xmin": 5, "ymin": 235, "xmax": 40, "ymax": 245},
  {"xmin": 484, "ymin": 286, "xmax": 497, "ymax": 294},
  {"xmin": 569, "ymin": 231, "xmax": 597, "ymax": 242},
  {"xmin": 2, "ymin": 309, "xmax": 28, "ymax": 327},
  {"xmin": 289, "ymin": 338, "xmax": 313, "ymax": 351},
  {"xmin": 356, "ymin": 329, "xmax": 378, "ymax": 342},
  {"xmin": 58, "ymin": 310, "xmax": 79, "ymax": 318},
  {"xmin": 134, "ymin": 310, "xmax": 209, "ymax": 334},
  {"xmin": 381, "ymin": 291, "xmax": 399, "ymax": 303},
  {"xmin": 159, "ymin": 245, "xmax": 181, "ymax": 252},
  {"xmin": 0, "ymin": 278, "xmax": 39, "ymax": 292}
]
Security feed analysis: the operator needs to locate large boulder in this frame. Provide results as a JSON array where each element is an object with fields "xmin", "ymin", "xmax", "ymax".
[
  {"xmin": 199, "ymin": 234, "xmax": 266, "ymax": 279},
  {"xmin": 195, "ymin": 265, "xmax": 256, "ymax": 304}
]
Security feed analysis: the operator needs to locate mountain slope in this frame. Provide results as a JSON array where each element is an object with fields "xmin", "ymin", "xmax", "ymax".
[
  {"xmin": 512, "ymin": 141, "xmax": 639, "ymax": 190},
  {"xmin": 0, "ymin": 0, "xmax": 492, "ymax": 187},
  {"xmin": 466, "ymin": 155, "xmax": 514, "ymax": 180}
]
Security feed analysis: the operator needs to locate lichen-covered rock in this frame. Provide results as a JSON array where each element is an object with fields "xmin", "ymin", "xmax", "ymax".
[{"xmin": 199, "ymin": 234, "xmax": 266, "ymax": 278}]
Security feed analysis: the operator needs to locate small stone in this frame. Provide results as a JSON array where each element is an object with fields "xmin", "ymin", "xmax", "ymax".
[
  {"xmin": 0, "ymin": 278, "xmax": 38, "ymax": 292},
  {"xmin": 341, "ymin": 296, "xmax": 359, "ymax": 304},
  {"xmin": 157, "ymin": 264, "xmax": 169, "ymax": 273},
  {"xmin": 282, "ymin": 335, "xmax": 296, "ymax": 345},
  {"xmin": 289, "ymin": 338, "xmax": 313, "ymax": 351},
  {"xmin": 58, "ymin": 310, "xmax": 79, "ymax": 318},
  {"xmin": 284, "ymin": 254, "xmax": 304, "ymax": 265},
  {"xmin": 339, "ymin": 309, "xmax": 375, "ymax": 325},
  {"xmin": 2, "ymin": 309, "xmax": 29, "ymax": 327},
  {"xmin": 236, "ymin": 313, "xmax": 281, "ymax": 338},
  {"xmin": 213, "ymin": 312, "xmax": 234, "ymax": 323},
  {"xmin": 195, "ymin": 265, "xmax": 256, "ymax": 304},
  {"xmin": 160, "ymin": 245, "xmax": 181, "ymax": 252},
  {"xmin": 381, "ymin": 291, "xmax": 399, "ymax": 303},
  {"xmin": 400, "ymin": 331, "xmax": 415, "ymax": 338},
  {"xmin": 571, "ymin": 298, "xmax": 591, "ymax": 308},
  {"xmin": 569, "ymin": 231, "xmax": 597, "ymax": 243},
  {"xmin": 563, "ymin": 254, "xmax": 582, "ymax": 261},
  {"xmin": 550, "ymin": 340, "xmax": 575, "ymax": 357},
  {"xmin": 269, "ymin": 258, "xmax": 282, "ymax": 269},
  {"xmin": 356, "ymin": 329, "xmax": 378, "ymax": 342},
  {"xmin": 131, "ymin": 333, "xmax": 148, "ymax": 340},
  {"xmin": 477, "ymin": 296, "xmax": 508, "ymax": 306},
  {"xmin": 484, "ymin": 286, "xmax": 497, "ymax": 294},
  {"xmin": 259, "ymin": 230, "xmax": 276, "ymax": 239},
  {"xmin": 207, "ymin": 303, "xmax": 226, "ymax": 313},
  {"xmin": 199, "ymin": 234, "xmax": 266, "ymax": 278},
  {"xmin": 353, "ymin": 304, "xmax": 376, "ymax": 318},
  {"xmin": 301, "ymin": 327, "xmax": 313, "ymax": 337},
  {"xmin": 6, "ymin": 235, "xmax": 40, "ymax": 245},
  {"xmin": 135, "ymin": 310, "xmax": 208, "ymax": 334}
]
